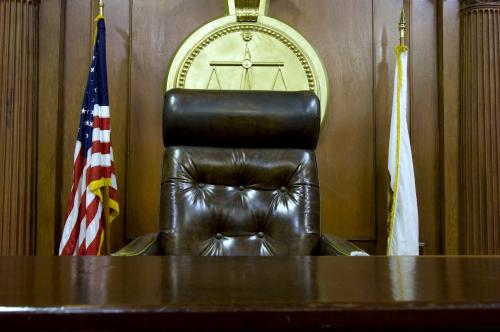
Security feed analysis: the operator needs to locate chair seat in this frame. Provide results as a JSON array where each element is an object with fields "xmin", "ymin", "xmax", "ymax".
[{"xmin": 161, "ymin": 231, "xmax": 291, "ymax": 256}]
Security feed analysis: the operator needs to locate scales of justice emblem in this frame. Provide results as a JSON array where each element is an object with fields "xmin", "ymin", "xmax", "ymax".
[
  {"xmin": 165, "ymin": 0, "xmax": 329, "ymax": 122},
  {"xmin": 207, "ymin": 31, "xmax": 287, "ymax": 91}
]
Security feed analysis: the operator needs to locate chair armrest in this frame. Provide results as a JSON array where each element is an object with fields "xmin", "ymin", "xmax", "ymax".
[
  {"xmin": 319, "ymin": 233, "xmax": 369, "ymax": 256},
  {"xmin": 112, "ymin": 233, "xmax": 161, "ymax": 256}
]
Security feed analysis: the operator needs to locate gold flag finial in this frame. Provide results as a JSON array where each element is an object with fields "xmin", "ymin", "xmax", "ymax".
[
  {"xmin": 399, "ymin": 7, "xmax": 406, "ymax": 46},
  {"xmin": 98, "ymin": 0, "xmax": 104, "ymax": 17}
]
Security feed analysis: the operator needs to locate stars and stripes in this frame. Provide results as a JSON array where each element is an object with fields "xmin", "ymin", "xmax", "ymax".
[{"xmin": 59, "ymin": 18, "xmax": 119, "ymax": 256}]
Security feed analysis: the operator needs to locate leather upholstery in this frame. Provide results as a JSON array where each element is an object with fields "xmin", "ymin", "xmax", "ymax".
[
  {"xmin": 164, "ymin": 89, "xmax": 320, "ymax": 149},
  {"xmin": 160, "ymin": 147, "xmax": 320, "ymax": 256},
  {"xmin": 161, "ymin": 89, "xmax": 320, "ymax": 256}
]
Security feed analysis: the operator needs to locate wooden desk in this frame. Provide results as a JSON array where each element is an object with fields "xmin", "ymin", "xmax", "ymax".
[{"xmin": 0, "ymin": 256, "xmax": 499, "ymax": 331}]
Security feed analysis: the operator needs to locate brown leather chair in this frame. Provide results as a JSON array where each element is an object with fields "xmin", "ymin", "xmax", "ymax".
[{"xmin": 114, "ymin": 89, "xmax": 365, "ymax": 256}]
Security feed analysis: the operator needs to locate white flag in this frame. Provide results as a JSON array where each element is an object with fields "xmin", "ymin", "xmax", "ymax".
[{"xmin": 387, "ymin": 46, "xmax": 419, "ymax": 256}]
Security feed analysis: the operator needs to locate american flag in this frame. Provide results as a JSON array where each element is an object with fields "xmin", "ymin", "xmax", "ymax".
[{"xmin": 59, "ymin": 18, "xmax": 119, "ymax": 255}]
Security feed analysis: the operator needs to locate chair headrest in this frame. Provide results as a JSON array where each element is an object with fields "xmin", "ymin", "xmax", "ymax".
[{"xmin": 163, "ymin": 89, "xmax": 320, "ymax": 149}]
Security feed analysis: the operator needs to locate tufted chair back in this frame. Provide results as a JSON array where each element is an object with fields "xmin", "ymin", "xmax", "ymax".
[{"xmin": 160, "ymin": 89, "xmax": 321, "ymax": 256}]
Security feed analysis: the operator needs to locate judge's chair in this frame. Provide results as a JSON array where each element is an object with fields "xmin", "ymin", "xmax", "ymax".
[{"xmin": 114, "ymin": 89, "xmax": 365, "ymax": 256}]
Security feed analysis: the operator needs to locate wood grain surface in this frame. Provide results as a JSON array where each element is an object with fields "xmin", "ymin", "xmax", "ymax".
[
  {"xmin": 438, "ymin": 0, "xmax": 461, "ymax": 255},
  {"xmin": 0, "ymin": 256, "xmax": 500, "ymax": 331}
]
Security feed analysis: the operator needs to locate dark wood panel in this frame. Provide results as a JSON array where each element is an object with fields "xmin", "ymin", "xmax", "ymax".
[
  {"xmin": 0, "ymin": 0, "xmax": 38, "ymax": 255},
  {"xmin": 271, "ymin": 0, "xmax": 375, "ymax": 240},
  {"xmin": 1, "ymin": 257, "xmax": 500, "ymax": 330},
  {"xmin": 127, "ymin": 0, "xmax": 225, "ymax": 238},
  {"xmin": 37, "ymin": 0, "xmax": 65, "ymax": 255},
  {"xmin": 410, "ymin": 1, "xmax": 441, "ymax": 254},
  {"xmin": 438, "ymin": 0, "xmax": 460, "ymax": 254}
]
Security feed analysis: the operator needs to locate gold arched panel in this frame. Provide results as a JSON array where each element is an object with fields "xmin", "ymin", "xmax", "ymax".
[{"xmin": 165, "ymin": 0, "xmax": 329, "ymax": 122}]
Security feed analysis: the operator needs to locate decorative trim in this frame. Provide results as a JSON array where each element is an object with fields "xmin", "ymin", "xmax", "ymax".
[
  {"xmin": 176, "ymin": 23, "xmax": 316, "ymax": 92},
  {"xmin": 235, "ymin": 0, "xmax": 260, "ymax": 22}
]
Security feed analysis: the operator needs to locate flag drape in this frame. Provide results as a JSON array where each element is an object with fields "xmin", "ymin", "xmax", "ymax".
[
  {"xmin": 59, "ymin": 17, "xmax": 119, "ymax": 256},
  {"xmin": 387, "ymin": 45, "xmax": 419, "ymax": 256}
]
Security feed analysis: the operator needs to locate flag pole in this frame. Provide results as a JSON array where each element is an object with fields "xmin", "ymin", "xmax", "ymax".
[
  {"xmin": 97, "ymin": 0, "xmax": 112, "ymax": 255},
  {"xmin": 399, "ymin": 7, "xmax": 406, "ymax": 47}
]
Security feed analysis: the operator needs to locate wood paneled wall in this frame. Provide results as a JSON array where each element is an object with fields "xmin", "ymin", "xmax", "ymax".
[
  {"xmin": 0, "ymin": 0, "xmax": 38, "ymax": 255},
  {"xmin": 37, "ymin": 0, "xmax": 445, "ymax": 255}
]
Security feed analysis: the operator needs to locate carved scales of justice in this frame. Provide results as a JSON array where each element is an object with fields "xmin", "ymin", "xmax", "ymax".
[{"xmin": 165, "ymin": 0, "xmax": 329, "ymax": 122}]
